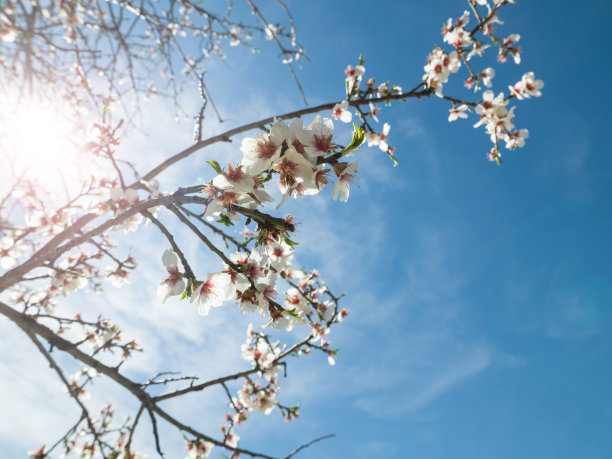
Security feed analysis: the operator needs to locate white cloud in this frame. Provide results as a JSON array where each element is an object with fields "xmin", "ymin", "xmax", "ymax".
[
  {"xmin": 0, "ymin": 316, "xmax": 79, "ymax": 452},
  {"xmin": 354, "ymin": 344, "xmax": 491, "ymax": 416},
  {"xmin": 310, "ymin": 226, "xmax": 499, "ymax": 418}
]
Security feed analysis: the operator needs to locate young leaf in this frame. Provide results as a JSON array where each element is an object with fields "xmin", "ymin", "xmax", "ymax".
[
  {"xmin": 205, "ymin": 160, "xmax": 224, "ymax": 175},
  {"xmin": 284, "ymin": 308, "xmax": 301, "ymax": 319},
  {"xmin": 217, "ymin": 214, "xmax": 235, "ymax": 227},
  {"xmin": 336, "ymin": 123, "xmax": 364, "ymax": 157},
  {"xmin": 281, "ymin": 234, "xmax": 299, "ymax": 247},
  {"xmin": 259, "ymin": 172, "xmax": 273, "ymax": 184}
]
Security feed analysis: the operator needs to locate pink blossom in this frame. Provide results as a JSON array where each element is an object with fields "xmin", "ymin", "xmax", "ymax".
[
  {"xmin": 509, "ymin": 72, "xmax": 544, "ymax": 100},
  {"xmin": 158, "ymin": 250, "xmax": 185, "ymax": 303},
  {"xmin": 332, "ymin": 161, "xmax": 358, "ymax": 202},
  {"xmin": 0, "ymin": 237, "xmax": 19, "ymax": 270},
  {"xmin": 448, "ymin": 104, "xmax": 469, "ymax": 122},
  {"xmin": 332, "ymin": 101, "xmax": 352, "ymax": 123},
  {"xmin": 190, "ymin": 272, "xmax": 232, "ymax": 316}
]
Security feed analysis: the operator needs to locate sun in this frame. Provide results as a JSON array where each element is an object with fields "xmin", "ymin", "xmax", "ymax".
[{"xmin": 0, "ymin": 98, "xmax": 82, "ymax": 191}]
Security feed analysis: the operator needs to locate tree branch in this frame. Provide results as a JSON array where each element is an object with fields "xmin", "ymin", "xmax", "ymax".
[
  {"xmin": 0, "ymin": 300, "xmax": 277, "ymax": 459},
  {"xmin": 284, "ymin": 434, "xmax": 335, "ymax": 459},
  {"xmin": 139, "ymin": 88, "xmax": 433, "ymax": 183}
]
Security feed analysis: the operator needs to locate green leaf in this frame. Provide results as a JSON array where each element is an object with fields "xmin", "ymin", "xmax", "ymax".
[
  {"xmin": 281, "ymin": 234, "xmax": 299, "ymax": 247},
  {"xmin": 181, "ymin": 279, "xmax": 193, "ymax": 300},
  {"xmin": 259, "ymin": 172, "xmax": 273, "ymax": 183},
  {"xmin": 217, "ymin": 214, "xmax": 235, "ymax": 227},
  {"xmin": 205, "ymin": 160, "xmax": 224, "ymax": 175},
  {"xmin": 336, "ymin": 123, "xmax": 364, "ymax": 157},
  {"xmin": 284, "ymin": 308, "xmax": 301, "ymax": 319}
]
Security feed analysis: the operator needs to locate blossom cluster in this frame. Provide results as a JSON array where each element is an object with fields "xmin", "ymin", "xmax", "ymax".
[
  {"xmin": 423, "ymin": 48, "xmax": 461, "ymax": 95},
  {"xmin": 185, "ymin": 439, "xmax": 214, "ymax": 459},
  {"xmin": 332, "ymin": 59, "xmax": 403, "ymax": 165},
  {"xmin": 1, "ymin": 1, "xmax": 543, "ymax": 457},
  {"xmin": 161, "ymin": 233, "xmax": 346, "ymax": 454},
  {"xmin": 28, "ymin": 401, "xmax": 148, "ymax": 459},
  {"xmin": 0, "ymin": 236, "xmax": 20, "ymax": 270},
  {"xmin": 419, "ymin": 3, "xmax": 544, "ymax": 163},
  {"xmin": 159, "ymin": 242, "xmax": 342, "ymax": 334},
  {"xmin": 204, "ymin": 116, "xmax": 360, "ymax": 212}
]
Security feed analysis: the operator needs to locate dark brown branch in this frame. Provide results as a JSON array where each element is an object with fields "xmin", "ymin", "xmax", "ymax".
[
  {"xmin": 125, "ymin": 403, "xmax": 146, "ymax": 456},
  {"xmin": 139, "ymin": 88, "xmax": 433, "ymax": 183},
  {"xmin": 141, "ymin": 208, "xmax": 196, "ymax": 281},
  {"xmin": 177, "ymin": 205, "xmax": 248, "ymax": 252},
  {"xmin": 19, "ymin": 325, "xmax": 98, "ymax": 450},
  {"xmin": 0, "ymin": 300, "xmax": 279, "ymax": 459},
  {"xmin": 154, "ymin": 335, "xmax": 311, "ymax": 402},
  {"xmin": 0, "ymin": 193, "xmax": 208, "ymax": 292},
  {"xmin": 146, "ymin": 403, "xmax": 165, "ymax": 458},
  {"xmin": 165, "ymin": 204, "xmax": 241, "ymax": 273}
]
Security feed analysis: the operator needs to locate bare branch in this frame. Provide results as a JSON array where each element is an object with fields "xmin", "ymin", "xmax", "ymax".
[{"xmin": 284, "ymin": 434, "xmax": 335, "ymax": 459}]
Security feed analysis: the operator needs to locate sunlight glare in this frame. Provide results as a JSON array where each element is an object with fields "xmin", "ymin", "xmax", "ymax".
[{"xmin": 0, "ymin": 100, "xmax": 82, "ymax": 191}]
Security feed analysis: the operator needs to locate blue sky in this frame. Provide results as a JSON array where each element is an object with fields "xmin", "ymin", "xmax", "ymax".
[{"xmin": 1, "ymin": 0, "xmax": 611, "ymax": 458}]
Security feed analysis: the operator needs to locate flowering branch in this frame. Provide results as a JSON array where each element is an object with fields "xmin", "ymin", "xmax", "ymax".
[{"xmin": 0, "ymin": 0, "xmax": 543, "ymax": 457}]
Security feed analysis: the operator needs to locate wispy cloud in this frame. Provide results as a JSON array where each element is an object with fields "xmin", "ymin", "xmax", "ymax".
[
  {"xmin": 0, "ymin": 317, "xmax": 80, "ymax": 453},
  {"xmin": 317, "ymin": 226, "xmax": 497, "ymax": 418},
  {"xmin": 354, "ymin": 344, "xmax": 492, "ymax": 416}
]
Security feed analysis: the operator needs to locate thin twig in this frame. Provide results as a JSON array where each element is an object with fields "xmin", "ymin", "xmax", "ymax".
[
  {"xmin": 139, "ymin": 87, "xmax": 435, "ymax": 184},
  {"xmin": 125, "ymin": 403, "xmax": 145, "ymax": 456},
  {"xmin": 284, "ymin": 434, "xmax": 335, "ymax": 458},
  {"xmin": 141, "ymin": 208, "xmax": 195, "ymax": 281}
]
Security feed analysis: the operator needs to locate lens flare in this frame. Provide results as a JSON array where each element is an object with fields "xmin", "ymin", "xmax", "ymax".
[{"xmin": 0, "ymin": 100, "xmax": 81, "ymax": 191}]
